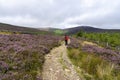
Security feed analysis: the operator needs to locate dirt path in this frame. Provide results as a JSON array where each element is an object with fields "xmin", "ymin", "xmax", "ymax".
[{"xmin": 42, "ymin": 44, "xmax": 80, "ymax": 80}]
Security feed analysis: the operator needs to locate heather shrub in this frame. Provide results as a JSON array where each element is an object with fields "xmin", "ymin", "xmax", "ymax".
[
  {"xmin": 82, "ymin": 44, "xmax": 120, "ymax": 66},
  {"xmin": 67, "ymin": 37, "xmax": 80, "ymax": 48},
  {"xmin": 0, "ymin": 34, "xmax": 61, "ymax": 80}
]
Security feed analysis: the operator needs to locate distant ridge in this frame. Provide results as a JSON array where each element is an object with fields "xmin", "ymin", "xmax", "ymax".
[
  {"xmin": 0, "ymin": 22, "xmax": 120, "ymax": 35},
  {"xmin": 65, "ymin": 26, "xmax": 120, "ymax": 34},
  {"xmin": 38, "ymin": 27, "xmax": 63, "ymax": 32},
  {"xmin": 0, "ymin": 23, "xmax": 50, "ymax": 34}
]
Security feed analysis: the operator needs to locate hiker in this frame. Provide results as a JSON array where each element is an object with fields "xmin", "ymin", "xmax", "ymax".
[{"xmin": 64, "ymin": 35, "xmax": 69, "ymax": 46}]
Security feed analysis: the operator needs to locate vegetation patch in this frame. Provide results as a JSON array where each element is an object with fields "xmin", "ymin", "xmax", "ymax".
[
  {"xmin": 68, "ymin": 48, "xmax": 120, "ymax": 80},
  {"xmin": 0, "ymin": 34, "xmax": 61, "ymax": 80},
  {"xmin": 59, "ymin": 52, "xmax": 69, "ymax": 70},
  {"xmin": 76, "ymin": 31, "xmax": 120, "ymax": 50},
  {"xmin": 54, "ymin": 30, "xmax": 64, "ymax": 35}
]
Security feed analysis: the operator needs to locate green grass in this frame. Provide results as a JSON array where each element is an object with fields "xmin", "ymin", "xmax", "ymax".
[
  {"xmin": 0, "ymin": 31, "xmax": 20, "ymax": 35},
  {"xmin": 68, "ymin": 48, "xmax": 120, "ymax": 80},
  {"xmin": 76, "ymin": 32, "xmax": 120, "ymax": 50},
  {"xmin": 54, "ymin": 30, "xmax": 64, "ymax": 35}
]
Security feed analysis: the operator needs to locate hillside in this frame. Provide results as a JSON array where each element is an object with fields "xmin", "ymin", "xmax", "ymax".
[
  {"xmin": 39, "ymin": 26, "xmax": 120, "ymax": 35},
  {"xmin": 0, "ymin": 23, "xmax": 50, "ymax": 34},
  {"xmin": 39, "ymin": 27, "xmax": 64, "ymax": 35},
  {"xmin": 0, "ymin": 34, "xmax": 61, "ymax": 80},
  {"xmin": 65, "ymin": 26, "xmax": 120, "ymax": 34},
  {"xmin": 1, "ymin": 23, "xmax": 120, "ymax": 35},
  {"xmin": 0, "ymin": 22, "xmax": 120, "ymax": 80}
]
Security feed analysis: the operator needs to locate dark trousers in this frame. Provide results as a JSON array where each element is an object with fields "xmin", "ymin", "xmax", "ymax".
[{"xmin": 65, "ymin": 40, "xmax": 68, "ymax": 45}]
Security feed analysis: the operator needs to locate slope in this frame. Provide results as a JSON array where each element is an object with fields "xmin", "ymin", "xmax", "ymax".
[
  {"xmin": 65, "ymin": 26, "xmax": 120, "ymax": 34},
  {"xmin": 0, "ymin": 23, "xmax": 50, "ymax": 34}
]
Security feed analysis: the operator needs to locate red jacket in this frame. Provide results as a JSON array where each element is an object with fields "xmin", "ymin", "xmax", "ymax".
[{"xmin": 65, "ymin": 36, "xmax": 69, "ymax": 40}]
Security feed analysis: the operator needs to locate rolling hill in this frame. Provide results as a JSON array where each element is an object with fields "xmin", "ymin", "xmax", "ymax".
[
  {"xmin": 38, "ymin": 27, "xmax": 65, "ymax": 35},
  {"xmin": 0, "ymin": 23, "xmax": 50, "ymax": 34},
  {"xmin": 0, "ymin": 22, "xmax": 120, "ymax": 35},
  {"xmin": 65, "ymin": 26, "xmax": 120, "ymax": 34}
]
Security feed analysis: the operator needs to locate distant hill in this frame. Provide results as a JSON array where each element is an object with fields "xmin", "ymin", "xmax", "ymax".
[
  {"xmin": 65, "ymin": 26, "xmax": 120, "ymax": 34},
  {"xmin": 39, "ymin": 26, "xmax": 120, "ymax": 35},
  {"xmin": 0, "ymin": 23, "xmax": 50, "ymax": 34},
  {"xmin": 38, "ymin": 27, "xmax": 63, "ymax": 32},
  {"xmin": 38, "ymin": 27, "xmax": 65, "ymax": 35},
  {"xmin": 1, "ymin": 23, "xmax": 120, "ymax": 35}
]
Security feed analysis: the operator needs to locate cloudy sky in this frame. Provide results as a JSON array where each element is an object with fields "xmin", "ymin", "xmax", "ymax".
[{"xmin": 0, "ymin": 0, "xmax": 120, "ymax": 29}]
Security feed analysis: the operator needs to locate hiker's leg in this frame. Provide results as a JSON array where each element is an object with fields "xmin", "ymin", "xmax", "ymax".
[
  {"xmin": 66, "ymin": 40, "xmax": 68, "ymax": 45},
  {"xmin": 65, "ymin": 40, "xmax": 67, "ymax": 45}
]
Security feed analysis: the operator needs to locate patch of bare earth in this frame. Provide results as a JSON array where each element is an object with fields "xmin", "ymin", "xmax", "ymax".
[{"xmin": 42, "ymin": 44, "xmax": 80, "ymax": 80}]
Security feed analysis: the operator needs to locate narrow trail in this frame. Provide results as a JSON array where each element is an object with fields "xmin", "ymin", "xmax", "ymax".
[{"xmin": 42, "ymin": 44, "xmax": 80, "ymax": 80}]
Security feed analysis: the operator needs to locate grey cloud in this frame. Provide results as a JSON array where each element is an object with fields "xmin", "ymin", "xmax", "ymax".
[{"xmin": 0, "ymin": 0, "xmax": 120, "ymax": 29}]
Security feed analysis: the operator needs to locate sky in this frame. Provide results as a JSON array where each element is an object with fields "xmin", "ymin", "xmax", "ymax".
[{"xmin": 0, "ymin": 0, "xmax": 120, "ymax": 29}]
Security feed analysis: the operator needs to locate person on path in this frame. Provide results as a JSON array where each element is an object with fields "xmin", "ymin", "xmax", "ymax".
[{"xmin": 64, "ymin": 35, "xmax": 69, "ymax": 46}]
